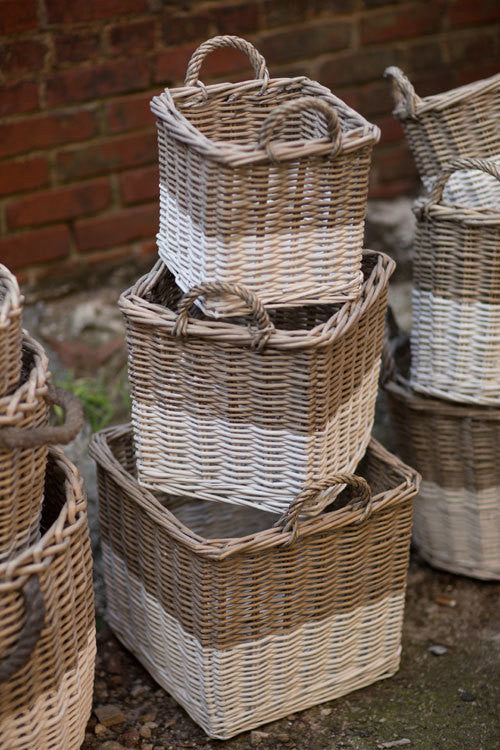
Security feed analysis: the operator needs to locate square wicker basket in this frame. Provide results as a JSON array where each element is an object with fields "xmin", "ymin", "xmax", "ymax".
[
  {"xmin": 90, "ymin": 424, "xmax": 420, "ymax": 740},
  {"xmin": 119, "ymin": 250, "xmax": 394, "ymax": 514},
  {"xmin": 152, "ymin": 35, "xmax": 380, "ymax": 316}
]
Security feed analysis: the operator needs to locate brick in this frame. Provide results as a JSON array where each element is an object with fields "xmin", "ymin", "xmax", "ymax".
[
  {"xmin": 311, "ymin": 0, "xmax": 356, "ymax": 12},
  {"xmin": 262, "ymin": 0, "xmax": 309, "ymax": 27},
  {"xmin": 319, "ymin": 46, "xmax": 405, "ymax": 88},
  {"xmin": 215, "ymin": 3, "xmax": 260, "ymax": 35},
  {"xmin": 119, "ymin": 165, "xmax": 159, "ymax": 205},
  {"xmin": 356, "ymin": 81, "xmax": 395, "ymax": 118},
  {"xmin": 140, "ymin": 240, "xmax": 157, "ymax": 257},
  {"xmin": 6, "ymin": 178, "xmax": 112, "ymax": 230},
  {"xmin": 0, "ymin": 157, "xmax": 49, "ymax": 198},
  {"xmin": 45, "ymin": 0, "xmax": 149, "ymax": 24},
  {"xmin": 0, "ymin": 108, "xmax": 98, "ymax": 160},
  {"xmin": 162, "ymin": 11, "xmax": 213, "ymax": 46},
  {"xmin": 109, "ymin": 19, "xmax": 156, "ymax": 55},
  {"xmin": 360, "ymin": 3, "xmax": 443, "ymax": 46},
  {"xmin": 155, "ymin": 43, "xmax": 243, "ymax": 85},
  {"xmin": 368, "ymin": 177, "xmax": 417, "ymax": 199},
  {"xmin": 362, "ymin": 0, "xmax": 404, "ymax": 8},
  {"xmin": 75, "ymin": 203, "xmax": 158, "ymax": 252},
  {"xmin": 456, "ymin": 61, "xmax": 500, "ymax": 87},
  {"xmin": 444, "ymin": 29, "xmax": 497, "ymax": 65},
  {"xmin": 54, "ymin": 30, "xmax": 102, "ymax": 64},
  {"xmin": 404, "ymin": 39, "xmax": 445, "ymax": 74},
  {"xmin": 372, "ymin": 114, "xmax": 405, "ymax": 145},
  {"xmin": 258, "ymin": 20, "xmax": 352, "ymax": 64},
  {"xmin": 372, "ymin": 146, "xmax": 418, "ymax": 183},
  {"xmin": 0, "ymin": 225, "xmax": 71, "ymax": 270},
  {"xmin": 0, "ymin": 40, "xmax": 48, "ymax": 77},
  {"xmin": 46, "ymin": 58, "xmax": 150, "ymax": 108},
  {"xmin": 105, "ymin": 92, "xmax": 154, "ymax": 134},
  {"xmin": 448, "ymin": 0, "xmax": 500, "ymax": 28},
  {"xmin": 0, "ymin": 0, "xmax": 38, "ymax": 34},
  {"xmin": 56, "ymin": 131, "xmax": 157, "ymax": 182},
  {"xmin": 0, "ymin": 81, "xmax": 38, "ymax": 117}
]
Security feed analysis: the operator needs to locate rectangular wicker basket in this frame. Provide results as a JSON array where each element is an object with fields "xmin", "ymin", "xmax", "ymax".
[
  {"xmin": 385, "ymin": 67, "xmax": 500, "ymax": 207},
  {"xmin": 0, "ymin": 447, "xmax": 95, "ymax": 750},
  {"xmin": 0, "ymin": 264, "xmax": 23, "ymax": 398},
  {"xmin": 152, "ymin": 35, "xmax": 380, "ymax": 316},
  {"xmin": 119, "ymin": 250, "xmax": 394, "ymax": 514},
  {"xmin": 90, "ymin": 424, "xmax": 420, "ymax": 740}
]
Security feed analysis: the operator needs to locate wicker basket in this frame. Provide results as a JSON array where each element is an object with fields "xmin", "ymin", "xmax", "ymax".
[
  {"xmin": 385, "ymin": 67, "xmax": 500, "ymax": 207},
  {"xmin": 90, "ymin": 423, "xmax": 419, "ymax": 740},
  {"xmin": 383, "ymin": 333, "xmax": 500, "ymax": 580},
  {"xmin": 0, "ymin": 446, "xmax": 95, "ymax": 750},
  {"xmin": 119, "ymin": 250, "xmax": 394, "ymax": 514},
  {"xmin": 0, "ymin": 334, "xmax": 84, "ymax": 563},
  {"xmin": 0, "ymin": 265, "xmax": 23, "ymax": 397},
  {"xmin": 410, "ymin": 158, "xmax": 500, "ymax": 405},
  {"xmin": 152, "ymin": 35, "xmax": 381, "ymax": 316}
]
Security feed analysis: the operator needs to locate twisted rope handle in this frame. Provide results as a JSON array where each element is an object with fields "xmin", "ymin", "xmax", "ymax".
[
  {"xmin": 276, "ymin": 474, "xmax": 373, "ymax": 544},
  {"xmin": 184, "ymin": 35, "xmax": 269, "ymax": 87},
  {"xmin": 0, "ymin": 576, "xmax": 45, "ymax": 683},
  {"xmin": 384, "ymin": 66, "xmax": 419, "ymax": 119},
  {"xmin": 0, "ymin": 385, "xmax": 84, "ymax": 449},
  {"xmin": 172, "ymin": 281, "xmax": 275, "ymax": 351},
  {"xmin": 258, "ymin": 97, "xmax": 342, "ymax": 158},
  {"xmin": 421, "ymin": 158, "xmax": 500, "ymax": 212}
]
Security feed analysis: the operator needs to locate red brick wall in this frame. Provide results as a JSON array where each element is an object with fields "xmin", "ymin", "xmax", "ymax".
[{"xmin": 1, "ymin": 0, "xmax": 498, "ymax": 283}]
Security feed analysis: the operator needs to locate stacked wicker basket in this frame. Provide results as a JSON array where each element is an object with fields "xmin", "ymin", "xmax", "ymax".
[
  {"xmin": 0, "ymin": 264, "xmax": 96, "ymax": 750},
  {"xmin": 90, "ymin": 36, "xmax": 420, "ymax": 740},
  {"xmin": 383, "ymin": 68, "xmax": 500, "ymax": 580}
]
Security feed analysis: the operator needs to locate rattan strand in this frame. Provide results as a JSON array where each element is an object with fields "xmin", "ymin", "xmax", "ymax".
[
  {"xmin": 383, "ymin": 335, "xmax": 500, "ymax": 580},
  {"xmin": 410, "ymin": 159, "xmax": 500, "ymax": 405},
  {"xmin": 0, "ymin": 265, "xmax": 23, "ymax": 398},
  {"xmin": 0, "ymin": 447, "xmax": 95, "ymax": 749},
  {"xmin": 119, "ymin": 250, "xmax": 395, "ymax": 513},
  {"xmin": 385, "ymin": 67, "xmax": 500, "ymax": 207},
  {"xmin": 90, "ymin": 424, "xmax": 419, "ymax": 739},
  {"xmin": 152, "ymin": 35, "xmax": 381, "ymax": 315}
]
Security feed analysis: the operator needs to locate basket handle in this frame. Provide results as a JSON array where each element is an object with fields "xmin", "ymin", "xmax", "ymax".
[
  {"xmin": 172, "ymin": 281, "xmax": 275, "ymax": 351},
  {"xmin": 0, "ymin": 385, "xmax": 84, "ymax": 450},
  {"xmin": 184, "ymin": 35, "xmax": 269, "ymax": 87},
  {"xmin": 0, "ymin": 575, "xmax": 45, "ymax": 683},
  {"xmin": 276, "ymin": 474, "xmax": 373, "ymax": 544},
  {"xmin": 422, "ymin": 158, "xmax": 500, "ymax": 210},
  {"xmin": 258, "ymin": 97, "xmax": 342, "ymax": 157},
  {"xmin": 384, "ymin": 66, "xmax": 420, "ymax": 119}
]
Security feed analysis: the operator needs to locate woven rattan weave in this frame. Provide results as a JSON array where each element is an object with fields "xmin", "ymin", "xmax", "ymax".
[
  {"xmin": 385, "ymin": 67, "xmax": 500, "ymax": 206},
  {"xmin": 0, "ymin": 265, "xmax": 23, "ymax": 397},
  {"xmin": 383, "ymin": 334, "xmax": 500, "ymax": 580},
  {"xmin": 90, "ymin": 424, "xmax": 419, "ymax": 739},
  {"xmin": 152, "ymin": 35, "xmax": 380, "ymax": 315},
  {"xmin": 119, "ymin": 250, "xmax": 394, "ymax": 513},
  {"xmin": 410, "ymin": 158, "xmax": 500, "ymax": 405},
  {"xmin": 0, "ymin": 447, "xmax": 95, "ymax": 749}
]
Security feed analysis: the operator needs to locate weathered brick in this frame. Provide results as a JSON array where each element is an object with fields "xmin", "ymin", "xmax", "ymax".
[
  {"xmin": 56, "ymin": 131, "xmax": 157, "ymax": 182},
  {"xmin": 319, "ymin": 46, "xmax": 405, "ymax": 88},
  {"xmin": 0, "ymin": 39, "xmax": 48, "ymax": 77},
  {"xmin": 75, "ymin": 203, "xmax": 158, "ymax": 252},
  {"xmin": 105, "ymin": 92, "xmax": 155, "ymax": 134},
  {"xmin": 0, "ymin": 226, "xmax": 71, "ymax": 270},
  {"xmin": 119, "ymin": 165, "xmax": 159, "ymax": 205},
  {"xmin": 404, "ymin": 39, "xmax": 445, "ymax": 74},
  {"xmin": 108, "ymin": 19, "xmax": 156, "ymax": 55},
  {"xmin": 0, "ymin": 108, "xmax": 98, "ymax": 160},
  {"xmin": 368, "ymin": 176, "xmax": 417, "ymax": 199},
  {"xmin": 0, "ymin": 0, "xmax": 38, "ymax": 35},
  {"xmin": 372, "ymin": 145, "xmax": 418, "ymax": 183},
  {"xmin": 262, "ymin": 0, "xmax": 309, "ymax": 27},
  {"xmin": 355, "ymin": 81, "xmax": 394, "ymax": 118},
  {"xmin": 360, "ymin": 3, "xmax": 443, "ymax": 46},
  {"xmin": 448, "ymin": 0, "xmax": 500, "ymax": 29},
  {"xmin": 162, "ymin": 11, "xmax": 213, "ymax": 46},
  {"xmin": 373, "ymin": 114, "xmax": 405, "ymax": 145},
  {"xmin": 46, "ymin": 58, "xmax": 150, "ymax": 107},
  {"xmin": 456, "ymin": 61, "xmax": 500, "ymax": 87},
  {"xmin": 6, "ymin": 178, "xmax": 112, "ymax": 230},
  {"xmin": 54, "ymin": 30, "xmax": 102, "ymax": 64},
  {"xmin": 0, "ymin": 157, "xmax": 49, "ymax": 198},
  {"xmin": 445, "ymin": 28, "xmax": 497, "ymax": 65},
  {"xmin": 258, "ymin": 20, "xmax": 352, "ymax": 64},
  {"xmin": 215, "ymin": 2, "xmax": 260, "ymax": 34},
  {"xmin": 45, "ymin": 0, "xmax": 149, "ymax": 24},
  {"xmin": 140, "ymin": 240, "xmax": 157, "ymax": 257},
  {"xmin": 311, "ymin": 0, "xmax": 356, "ymax": 13},
  {"xmin": 155, "ymin": 43, "xmax": 247, "ymax": 84},
  {"xmin": 0, "ymin": 81, "xmax": 38, "ymax": 117}
]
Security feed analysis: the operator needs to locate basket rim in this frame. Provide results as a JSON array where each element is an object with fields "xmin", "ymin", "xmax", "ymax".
[
  {"xmin": 89, "ymin": 424, "xmax": 420, "ymax": 560},
  {"xmin": 119, "ymin": 250, "xmax": 395, "ymax": 350},
  {"xmin": 0, "ymin": 264, "xmax": 22, "ymax": 324},
  {"xmin": 151, "ymin": 76, "xmax": 381, "ymax": 165},
  {"xmin": 413, "ymin": 197, "xmax": 500, "ymax": 224},
  {"xmin": 0, "ymin": 332, "xmax": 49, "ymax": 424}
]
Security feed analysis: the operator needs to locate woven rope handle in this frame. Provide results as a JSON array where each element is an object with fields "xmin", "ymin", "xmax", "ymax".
[
  {"xmin": 0, "ymin": 384, "xmax": 84, "ymax": 449},
  {"xmin": 384, "ymin": 66, "xmax": 419, "ymax": 118},
  {"xmin": 173, "ymin": 281, "xmax": 275, "ymax": 350},
  {"xmin": 426, "ymin": 158, "xmax": 500, "ymax": 207},
  {"xmin": 277, "ymin": 474, "xmax": 373, "ymax": 544},
  {"xmin": 258, "ymin": 97, "xmax": 342, "ymax": 156},
  {"xmin": 184, "ymin": 35, "xmax": 269, "ymax": 87},
  {"xmin": 0, "ymin": 576, "xmax": 45, "ymax": 683}
]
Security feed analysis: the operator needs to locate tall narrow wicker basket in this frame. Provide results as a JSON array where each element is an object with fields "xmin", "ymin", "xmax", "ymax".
[
  {"xmin": 0, "ymin": 447, "xmax": 95, "ymax": 750},
  {"xmin": 385, "ymin": 67, "xmax": 500, "ymax": 207},
  {"xmin": 119, "ymin": 250, "xmax": 394, "ymax": 514},
  {"xmin": 152, "ymin": 35, "xmax": 381, "ymax": 315},
  {"xmin": 410, "ymin": 158, "xmax": 500, "ymax": 405},
  {"xmin": 383, "ymin": 334, "xmax": 500, "ymax": 580},
  {"xmin": 90, "ymin": 424, "xmax": 420, "ymax": 740},
  {"xmin": 0, "ymin": 264, "xmax": 23, "ymax": 397}
]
